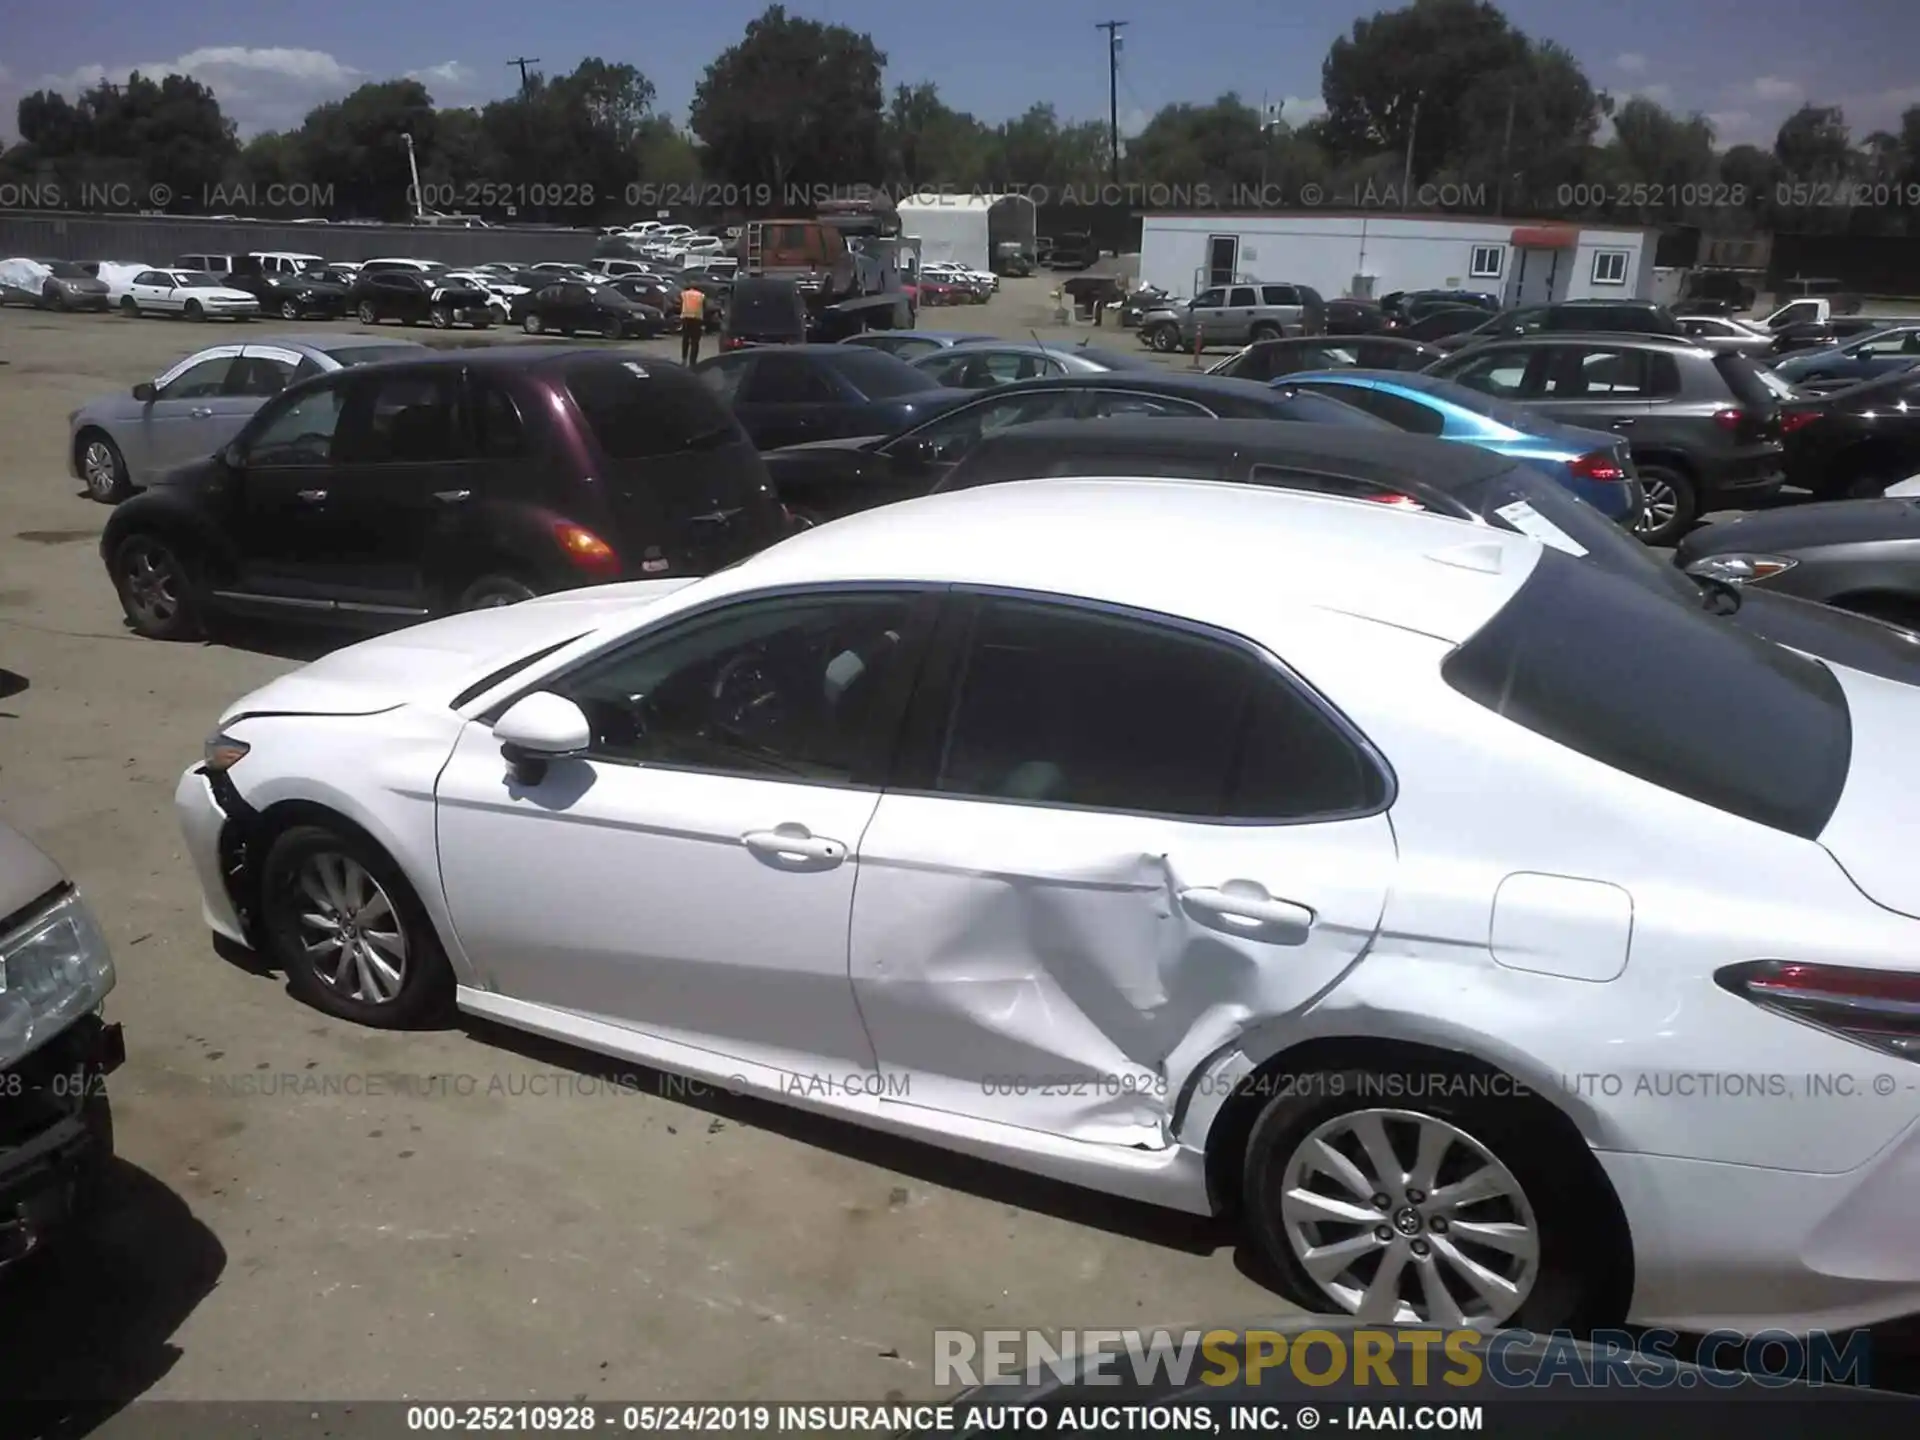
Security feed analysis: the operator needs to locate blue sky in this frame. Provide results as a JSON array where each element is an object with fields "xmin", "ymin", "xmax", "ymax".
[{"xmin": 2, "ymin": 0, "xmax": 1917, "ymax": 149}]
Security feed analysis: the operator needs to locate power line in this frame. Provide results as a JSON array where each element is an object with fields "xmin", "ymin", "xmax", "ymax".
[
  {"xmin": 1096, "ymin": 20, "xmax": 1128, "ymax": 184},
  {"xmin": 507, "ymin": 57, "xmax": 541, "ymax": 94}
]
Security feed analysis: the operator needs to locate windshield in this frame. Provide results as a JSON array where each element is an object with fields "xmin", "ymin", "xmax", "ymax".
[
  {"xmin": 729, "ymin": 283, "xmax": 805, "ymax": 328},
  {"xmin": 1444, "ymin": 547, "xmax": 1852, "ymax": 839},
  {"xmin": 824, "ymin": 350, "xmax": 943, "ymax": 399},
  {"xmin": 168, "ymin": 271, "xmax": 215, "ymax": 286}
]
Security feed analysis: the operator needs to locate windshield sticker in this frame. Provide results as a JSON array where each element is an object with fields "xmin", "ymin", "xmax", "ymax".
[{"xmin": 1495, "ymin": 500, "xmax": 1589, "ymax": 556}]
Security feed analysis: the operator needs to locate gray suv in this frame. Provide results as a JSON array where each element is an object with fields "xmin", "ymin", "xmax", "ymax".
[
  {"xmin": 0, "ymin": 818, "xmax": 123, "ymax": 1272},
  {"xmin": 1138, "ymin": 283, "xmax": 1327, "ymax": 353}
]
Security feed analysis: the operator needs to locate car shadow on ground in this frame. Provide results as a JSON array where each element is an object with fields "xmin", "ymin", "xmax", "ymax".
[
  {"xmin": 461, "ymin": 1014, "xmax": 1231, "ymax": 1260},
  {"xmin": 0, "ymin": 1159, "xmax": 226, "ymax": 1427}
]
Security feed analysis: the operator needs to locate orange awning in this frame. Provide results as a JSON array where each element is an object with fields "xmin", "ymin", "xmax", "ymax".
[{"xmin": 1511, "ymin": 226, "xmax": 1580, "ymax": 248}]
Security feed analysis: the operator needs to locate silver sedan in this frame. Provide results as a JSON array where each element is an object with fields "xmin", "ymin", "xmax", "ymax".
[
  {"xmin": 909, "ymin": 340, "xmax": 1159, "ymax": 390},
  {"xmin": 67, "ymin": 334, "xmax": 426, "ymax": 502}
]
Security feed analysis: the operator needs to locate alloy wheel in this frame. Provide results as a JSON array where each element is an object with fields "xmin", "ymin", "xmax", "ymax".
[
  {"xmin": 1278, "ymin": 1108, "xmax": 1540, "ymax": 1327},
  {"xmin": 357, "ymin": 301, "xmax": 377, "ymax": 325},
  {"xmin": 82, "ymin": 439, "xmax": 122, "ymax": 500},
  {"xmin": 290, "ymin": 852, "xmax": 410, "ymax": 1005},
  {"xmin": 118, "ymin": 539, "xmax": 185, "ymax": 627},
  {"xmin": 281, "ymin": 299, "xmax": 301, "ymax": 320},
  {"xmin": 1633, "ymin": 477, "xmax": 1679, "ymax": 539}
]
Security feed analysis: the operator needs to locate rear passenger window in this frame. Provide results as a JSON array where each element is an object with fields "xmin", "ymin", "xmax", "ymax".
[
  {"xmin": 1325, "ymin": 387, "xmax": 1445, "ymax": 435},
  {"xmin": 1443, "ymin": 549, "xmax": 1851, "ymax": 838},
  {"xmin": 339, "ymin": 373, "xmax": 463, "ymax": 464},
  {"xmin": 1543, "ymin": 348, "xmax": 1649, "ymax": 397},
  {"xmin": 1229, "ymin": 287, "xmax": 1258, "ymax": 308},
  {"xmin": 934, "ymin": 598, "xmax": 1384, "ymax": 820},
  {"xmin": 474, "ymin": 382, "xmax": 526, "ymax": 458},
  {"xmin": 1261, "ymin": 285, "xmax": 1299, "ymax": 306}
]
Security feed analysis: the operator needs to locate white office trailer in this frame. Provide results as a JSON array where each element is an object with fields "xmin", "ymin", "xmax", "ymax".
[
  {"xmin": 895, "ymin": 193, "xmax": 1039, "ymax": 273},
  {"xmin": 1137, "ymin": 212, "xmax": 1657, "ymax": 305}
]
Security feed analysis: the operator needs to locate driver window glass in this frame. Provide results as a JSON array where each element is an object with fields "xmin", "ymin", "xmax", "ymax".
[
  {"xmin": 553, "ymin": 594, "xmax": 920, "ymax": 782},
  {"xmin": 159, "ymin": 356, "xmax": 235, "ymax": 399},
  {"xmin": 244, "ymin": 384, "xmax": 345, "ymax": 465},
  {"xmin": 904, "ymin": 390, "xmax": 1083, "ymax": 462},
  {"xmin": 1193, "ymin": 289, "xmax": 1226, "ymax": 309}
]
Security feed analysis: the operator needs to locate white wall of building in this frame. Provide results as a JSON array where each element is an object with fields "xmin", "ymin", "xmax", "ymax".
[
  {"xmin": 1137, "ymin": 213, "xmax": 1653, "ymax": 304},
  {"xmin": 898, "ymin": 197, "xmax": 992, "ymax": 271}
]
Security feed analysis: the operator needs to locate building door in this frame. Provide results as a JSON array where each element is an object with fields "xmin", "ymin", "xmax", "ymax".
[
  {"xmin": 1206, "ymin": 234, "xmax": 1240, "ymax": 287},
  {"xmin": 1508, "ymin": 247, "xmax": 1559, "ymax": 306}
]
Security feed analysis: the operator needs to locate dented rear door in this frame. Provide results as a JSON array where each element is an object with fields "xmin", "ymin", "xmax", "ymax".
[{"xmin": 847, "ymin": 592, "xmax": 1397, "ymax": 1149}]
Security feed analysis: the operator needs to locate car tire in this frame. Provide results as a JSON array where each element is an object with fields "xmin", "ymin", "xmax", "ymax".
[
  {"xmin": 45, "ymin": 286, "xmax": 67, "ymax": 311},
  {"xmin": 109, "ymin": 532, "xmax": 204, "ymax": 640},
  {"xmin": 184, "ymin": 299, "xmax": 205, "ymax": 322},
  {"xmin": 458, "ymin": 573, "xmax": 540, "ymax": 610},
  {"xmin": 1148, "ymin": 323, "xmax": 1180, "ymax": 353},
  {"xmin": 77, "ymin": 430, "xmax": 131, "ymax": 503},
  {"xmin": 428, "ymin": 306, "xmax": 452, "ymax": 329},
  {"xmin": 119, "ymin": 296, "xmax": 139, "ymax": 317},
  {"xmin": 258, "ymin": 822, "xmax": 453, "ymax": 1029},
  {"xmin": 1631, "ymin": 464, "xmax": 1697, "ymax": 545},
  {"xmin": 1250, "ymin": 322, "xmax": 1282, "ymax": 343},
  {"xmin": 357, "ymin": 301, "xmax": 379, "ymax": 325},
  {"xmin": 1241, "ymin": 1065, "xmax": 1620, "ymax": 1332},
  {"xmin": 523, "ymin": 314, "xmax": 544, "ymax": 335},
  {"xmin": 280, "ymin": 298, "xmax": 302, "ymax": 320},
  {"xmin": 1835, "ymin": 593, "xmax": 1920, "ymax": 630}
]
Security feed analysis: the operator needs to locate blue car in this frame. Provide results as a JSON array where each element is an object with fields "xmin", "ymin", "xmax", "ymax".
[{"xmin": 1279, "ymin": 369, "xmax": 1641, "ymax": 523}]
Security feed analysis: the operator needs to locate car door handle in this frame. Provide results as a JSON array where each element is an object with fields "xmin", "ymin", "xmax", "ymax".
[
  {"xmin": 295, "ymin": 488, "xmax": 328, "ymax": 503},
  {"xmin": 1611, "ymin": 418, "xmax": 1635, "ymax": 429},
  {"xmin": 741, "ymin": 825, "xmax": 847, "ymax": 867},
  {"xmin": 189, "ymin": 407, "xmax": 214, "ymax": 419},
  {"xmin": 1179, "ymin": 884, "xmax": 1316, "ymax": 938},
  {"xmin": 434, "ymin": 489, "xmax": 472, "ymax": 503}
]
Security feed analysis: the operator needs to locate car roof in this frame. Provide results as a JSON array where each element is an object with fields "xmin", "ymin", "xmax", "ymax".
[
  {"xmin": 718, "ymin": 475, "xmax": 1539, "ymax": 646},
  {"xmin": 958, "ymin": 417, "xmax": 1524, "ymax": 489},
  {"xmin": 1447, "ymin": 332, "xmax": 1712, "ymax": 355}
]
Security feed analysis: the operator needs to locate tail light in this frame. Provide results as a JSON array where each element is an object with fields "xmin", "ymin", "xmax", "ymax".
[
  {"xmin": 1781, "ymin": 411, "xmax": 1823, "ymax": 434},
  {"xmin": 1712, "ymin": 407, "xmax": 1760, "ymax": 435},
  {"xmin": 552, "ymin": 521, "xmax": 620, "ymax": 577},
  {"xmin": 1569, "ymin": 451, "xmax": 1627, "ymax": 482},
  {"xmin": 1718, "ymin": 960, "xmax": 1920, "ymax": 1061},
  {"xmin": 1364, "ymin": 492, "xmax": 1426, "ymax": 509}
]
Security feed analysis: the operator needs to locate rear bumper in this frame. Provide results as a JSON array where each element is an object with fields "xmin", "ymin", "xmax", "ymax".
[
  {"xmin": 1700, "ymin": 445, "xmax": 1787, "ymax": 507},
  {"xmin": 1, "ymin": 1015, "xmax": 123, "ymax": 1271}
]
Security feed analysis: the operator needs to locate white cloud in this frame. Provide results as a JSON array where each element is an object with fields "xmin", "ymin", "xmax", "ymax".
[
  {"xmin": 1747, "ymin": 76, "xmax": 1805, "ymax": 103},
  {"xmin": 1279, "ymin": 94, "xmax": 1327, "ymax": 124},
  {"xmin": 1705, "ymin": 110, "xmax": 1763, "ymax": 145},
  {"xmin": 1614, "ymin": 53, "xmax": 1648, "ymax": 75},
  {"xmin": 4, "ymin": 48, "xmax": 497, "ymax": 137}
]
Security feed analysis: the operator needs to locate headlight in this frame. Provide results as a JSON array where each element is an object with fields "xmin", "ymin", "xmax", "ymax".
[
  {"xmin": 205, "ymin": 732, "xmax": 250, "ymax": 772},
  {"xmin": 0, "ymin": 891, "xmax": 116, "ymax": 1070},
  {"xmin": 1683, "ymin": 553, "xmax": 1798, "ymax": 585}
]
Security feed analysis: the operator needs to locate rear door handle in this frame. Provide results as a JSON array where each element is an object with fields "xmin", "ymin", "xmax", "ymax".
[
  {"xmin": 1611, "ymin": 419, "xmax": 1635, "ymax": 429},
  {"xmin": 434, "ymin": 489, "xmax": 472, "ymax": 503},
  {"xmin": 1179, "ymin": 884, "xmax": 1316, "ymax": 939},
  {"xmin": 189, "ymin": 407, "xmax": 214, "ymax": 419},
  {"xmin": 742, "ymin": 824, "xmax": 847, "ymax": 867},
  {"xmin": 295, "ymin": 488, "xmax": 328, "ymax": 503}
]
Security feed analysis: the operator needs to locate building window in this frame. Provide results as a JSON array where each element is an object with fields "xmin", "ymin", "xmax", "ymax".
[
  {"xmin": 1591, "ymin": 250, "xmax": 1630, "ymax": 286},
  {"xmin": 1469, "ymin": 244, "xmax": 1505, "ymax": 279}
]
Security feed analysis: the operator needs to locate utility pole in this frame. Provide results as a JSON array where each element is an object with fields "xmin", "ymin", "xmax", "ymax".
[
  {"xmin": 507, "ymin": 57, "xmax": 541, "ymax": 95},
  {"xmin": 1495, "ymin": 88, "xmax": 1517, "ymax": 215},
  {"xmin": 1402, "ymin": 92, "xmax": 1423, "ymax": 201},
  {"xmin": 1097, "ymin": 20, "xmax": 1127, "ymax": 185}
]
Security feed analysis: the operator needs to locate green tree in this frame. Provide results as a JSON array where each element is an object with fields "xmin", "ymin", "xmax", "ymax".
[
  {"xmin": 1319, "ymin": 0, "xmax": 1530, "ymax": 181},
  {"xmin": 885, "ymin": 83, "xmax": 991, "ymax": 190},
  {"xmin": 987, "ymin": 103, "xmax": 1106, "ymax": 189},
  {"xmin": 4, "ymin": 73, "xmax": 236, "ymax": 210},
  {"xmin": 1774, "ymin": 103, "xmax": 1852, "ymax": 180},
  {"xmin": 1453, "ymin": 41, "xmax": 1604, "ymax": 208},
  {"xmin": 1125, "ymin": 95, "xmax": 1270, "ymax": 193},
  {"xmin": 294, "ymin": 79, "xmax": 438, "ymax": 219},
  {"xmin": 690, "ymin": 4, "xmax": 887, "ymax": 199}
]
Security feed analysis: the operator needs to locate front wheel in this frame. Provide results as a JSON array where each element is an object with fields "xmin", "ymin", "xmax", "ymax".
[
  {"xmin": 184, "ymin": 300, "xmax": 205, "ymax": 322},
  {"xmin": 280, "ymin": 298, "xmax": 302, "ymax": 320},
  {"xmin": 1148, "ymin": 323, "xmax": 1180, "ymax": 353},
  {"xmin": 258, "ymin": 824, "xmax": 452, "ymax": 1028},
  {"xmin": 78, "ymin": 432, "xmax": 131, "ymax": 502},
  {"xmin": 357, "ymin": 300, "xmax": 379, "ymax": 325},
  {"xmin": 1241, "ymin": 1069, "xmax": 1620, "ymax": 1331},
  {"xmin": 109, "ymin": 533, "xmax": 204, "ymax": 640},
  {"xmin": 1631, "ymin": 464, "xmax": 1697, "ymax": 546},
  {"xmin": 523, "ymin": 313, "xmax": 544, "ymax": 335}
]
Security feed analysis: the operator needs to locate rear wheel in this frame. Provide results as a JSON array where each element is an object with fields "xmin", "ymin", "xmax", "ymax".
[
  {"xmin": 119, "ymin": 296, "xmax": 139, "ymax": 317},
  {"xmin": 110, "ymin": 532, "xmax": 204, "ymax": 640},
  {"xmin": 458, "ymin": 573, "xmax": 539, "ymax": 610},
  {"xmin": 1250, "ymin": 321, "xmax": 1283, "ymax": 343},
  {"xmin": 523, "ymin": 313, "xmax": 544, "ymax": 335},
  {"xmin": 357, "ymin": 300, "xmax": 379, "ymax": 325},
  {"xmin": 1631, "ymin": 464, "xmax": 1697, "ymax": 545},
  {"xmin": 428, "ymin": 305, "xmax": 452, "ymax": 329}
]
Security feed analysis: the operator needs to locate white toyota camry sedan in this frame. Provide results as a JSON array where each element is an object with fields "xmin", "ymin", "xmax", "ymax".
[{"xmin": 176, "ymin": 478, "xmax": 1920, "ymax": 1335}]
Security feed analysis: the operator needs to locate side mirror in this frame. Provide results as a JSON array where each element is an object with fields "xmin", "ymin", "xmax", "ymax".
[
  {"xmin": 494, "ymin": 692, "xmax": 591, "ymax": 785},
  {"xmin": 893, "ymin": 436, "xmax": 937, "ymax": 466},
  {"xmin": 132, "ymin": 382, "xmax": 156, "ymax": 402},
  {"xmin": 220, "ymin": 441, "xmax": 245, "ymax": 470}
]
